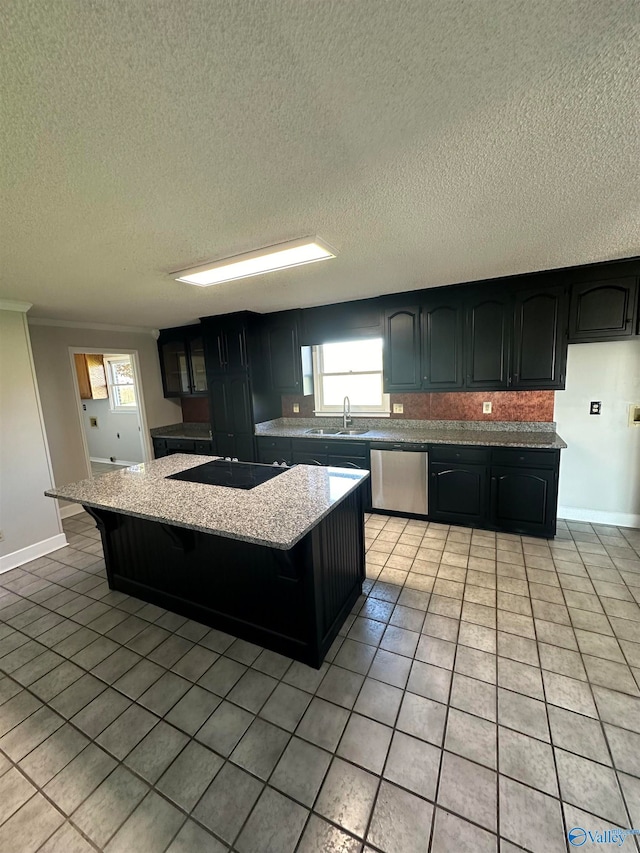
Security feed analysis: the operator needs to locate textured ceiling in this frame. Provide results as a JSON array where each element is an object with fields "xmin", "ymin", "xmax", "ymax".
[{"xmin": 1, "ymin": 0, "xmax": 639, "ymax": 329}]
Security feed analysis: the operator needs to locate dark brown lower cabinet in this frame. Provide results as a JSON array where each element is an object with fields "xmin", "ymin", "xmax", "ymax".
[
  {"xmin": 213, "ymin": 432, "xmax": 254, "ymax": 461},
  {"xmin": 490, "ymin": 466, "xmax": 557, "ymax": 536},
  {"xmin": 427, "ymin": 445, "xmax": 560, "ymax": 537},
  {"xmin": 152, "ymin": 437, "xmax": 216, "ymax": 458},
  {"xmin": 256, "ymin": 437, "xmax": 293, "ymax": 466},
  {"xmin": 429, "ymin": 463, "xmax": 487, "ymax": 525}
]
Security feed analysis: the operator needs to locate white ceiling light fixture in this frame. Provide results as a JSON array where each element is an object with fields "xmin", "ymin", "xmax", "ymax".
[{"xmin": 174, "ymin": 236, "xmax": 337, "ymax": 287}]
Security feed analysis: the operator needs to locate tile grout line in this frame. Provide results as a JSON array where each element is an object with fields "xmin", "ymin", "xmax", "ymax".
[{"xmin": 2, "ymin": 512, "xmax": 640, "ymax": 852}]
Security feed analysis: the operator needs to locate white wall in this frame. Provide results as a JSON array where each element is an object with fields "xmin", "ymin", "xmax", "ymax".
[
  {"xmin": 83, "ymin": 398, "xmax": 144, "ymax": 464},
  {"xmin": 0, "ymin": 306, "xmax": 66, "ymax": 571},
  {"xmin": 29, "ymin": 323, "xmax": 180, "ymax": 503},
  {"xmin": 555, "ymin": 340, "xmax": 640, "ymax": 527}
]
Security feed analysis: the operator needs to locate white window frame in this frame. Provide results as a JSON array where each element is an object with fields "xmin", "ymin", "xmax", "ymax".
[
  {"xmin": 105, "ymin": 356, "xmax": 138, "ymax": 413},
  {"xmin": 312, "ymin": 338, "xmax": 391, "ymax": 417}
]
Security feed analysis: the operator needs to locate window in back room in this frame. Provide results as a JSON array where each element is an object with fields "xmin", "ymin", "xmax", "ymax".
[
  {"xmin": 312, "ymin": 338, "xmax": 390, "ymax": 415},
  {"xmin": 105, "ymin": 355, "xmax": 137, "ymax": 412}
]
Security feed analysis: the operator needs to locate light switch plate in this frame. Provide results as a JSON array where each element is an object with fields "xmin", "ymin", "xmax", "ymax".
[
  {"xmin": 483, "ymin": 402, "xmax": 492, "ymax": 414},
  {"xmin": 393, "ymin": 403, "xmax": 404, "ymax": 414},
  {"xmin": 292, "ymin": 403, "xmax": 300, "ymax": 413}
]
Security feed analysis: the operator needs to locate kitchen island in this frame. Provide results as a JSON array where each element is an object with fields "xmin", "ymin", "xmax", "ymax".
[{"xmin": 46, "ymin": 455, "xmax": 368, "ymax": 667}]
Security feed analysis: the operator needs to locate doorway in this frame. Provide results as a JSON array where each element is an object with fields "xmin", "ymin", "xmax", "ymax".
[{"xmin": 69, "ymin": 348, "xmax": 150, "ymax": 478}]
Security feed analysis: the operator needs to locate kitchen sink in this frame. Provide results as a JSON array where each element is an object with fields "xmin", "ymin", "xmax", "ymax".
[{"xmin": 304, "ymin": 428, "xmax": 370, "ymax": 436}]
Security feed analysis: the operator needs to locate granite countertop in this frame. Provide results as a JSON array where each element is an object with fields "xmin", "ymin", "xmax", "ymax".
[
  {"xmin": 255, "ymin": 418, "xmax": 567, "ymax": 450},
  {"xmin": 150, "ymin": 423, "xmax": 212, "ymax": 440},
  {"xmin": 45, "ymin": 455, "xmax": 368, "ymax": 550}
]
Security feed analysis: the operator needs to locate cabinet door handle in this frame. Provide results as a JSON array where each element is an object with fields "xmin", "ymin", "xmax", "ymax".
[{"xmin": 217, "ymin": 338, "xmax": 224, "ymax": 368}]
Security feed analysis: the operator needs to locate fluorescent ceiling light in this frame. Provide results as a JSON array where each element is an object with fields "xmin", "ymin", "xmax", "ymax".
[{"xmin": 174, "ymin": 236, "xmax": 336, "ymax": 286}]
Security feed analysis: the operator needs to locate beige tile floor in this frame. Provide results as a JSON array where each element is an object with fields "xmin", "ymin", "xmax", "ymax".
[
  {"xmin": 90, "ymin": 462, "xmax": 129, "ymax": 477},
  {"xmin": 0, "ymin": 510, "xmax": 639, "ymax": 852}
]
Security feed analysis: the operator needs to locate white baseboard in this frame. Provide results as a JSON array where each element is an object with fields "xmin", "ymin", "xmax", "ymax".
[
  {"xmin": 558, "ymin": 506, "xmax": 640, "ymax": 530},
  {"xmin": 0, "ymin": 533, "xmax": 68, "ymax": 574},
  {"xmin": 59, "ymin": 504, "xmax": 86, "ymax": 520},
  {"xmin": 90, "ymin": 457, "xmax": 138, "ymax": 466}
]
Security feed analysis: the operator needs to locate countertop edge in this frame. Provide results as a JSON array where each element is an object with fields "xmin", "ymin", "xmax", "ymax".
[
  {"xmin": 254, "ymin": 427, "xmax": 567, "ymax": 450},
  {"xmin": 150, "ymin": 422, "xmax": 567, "ymax": 449},
  {"xmin": 45, "ymin": 466, "xmax": 370, "ymax": 551}
]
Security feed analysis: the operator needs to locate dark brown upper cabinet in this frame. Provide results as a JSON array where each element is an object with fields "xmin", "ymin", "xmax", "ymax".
[
  {"xmin": 200, "ymin": 313, "xmax": 250, "ymax": 375},
  {"xmin": 301, "ymin": 299, "xmax": 382, "ymax": 345},
  {"xmin": 465, "ymin": 291, "xmax": 512, "ymax": 389},
  {"xmin": 158, "ymin": 325, "xmax": 208, "ymax": 397},
  {"xmin": 511, "ymin": 285, "xmax": 568, "ymax": 390},
  {"xmin": 420, "ymin": 294, "xmax": 464, "ymax": 390},
  {"xmin": 568, "ymin": 277, "xmax": 638, "ymax": 342},
  {"xmin": 262, "ymin": 310, "xmax": 313, "ymax": 395},
  {"xmin": 383, "ymin": 306, "xmax": 422, "ymax": 392}
]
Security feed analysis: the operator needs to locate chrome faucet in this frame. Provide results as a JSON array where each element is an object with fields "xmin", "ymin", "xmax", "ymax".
[{"xmin": 343, "ymin": 396, "xmax": 353, "ymax": 429}]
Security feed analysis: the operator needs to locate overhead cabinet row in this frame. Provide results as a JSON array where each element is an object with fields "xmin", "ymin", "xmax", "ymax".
[
  {"xmin": 158, "ymin": 265, "xmax": 639, "ymax": 400},
  {"xmin": 383, "ymin": 284, "xmax": 569, "ymax": 393}
]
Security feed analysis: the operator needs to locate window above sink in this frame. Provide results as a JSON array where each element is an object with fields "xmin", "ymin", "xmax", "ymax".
[{"xmin": 312, "ymin": 338, "xmax": 390, "ymax": 417}]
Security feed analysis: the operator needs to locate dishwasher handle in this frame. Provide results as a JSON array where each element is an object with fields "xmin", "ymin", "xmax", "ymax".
[{"xmin": 370, "ymin": 442, "xmax": 429, "ymax": 452}]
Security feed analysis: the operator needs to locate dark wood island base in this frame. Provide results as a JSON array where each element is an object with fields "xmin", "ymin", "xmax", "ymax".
[{"xmin": 84, "ymin": 487, "xmax": 364, "ymax": 668}]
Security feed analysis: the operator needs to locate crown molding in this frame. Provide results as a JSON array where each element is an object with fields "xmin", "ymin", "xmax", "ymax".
[
  {"xmin": 0, "ymin": 300, "xmax": 32, "ymax": 313},
  {"xmin": 28, "ymin": 317, "xmax": 157, "ymax": 335}
]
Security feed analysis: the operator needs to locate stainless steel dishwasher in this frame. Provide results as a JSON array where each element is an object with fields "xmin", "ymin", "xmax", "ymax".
[{"xmin": 370, "ymin": 443, "xmax": 429, "ymax": 515}]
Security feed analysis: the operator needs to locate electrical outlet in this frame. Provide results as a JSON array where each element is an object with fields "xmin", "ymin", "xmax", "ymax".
[
  {"xmin": 292, "ymin": 403, "xmax": 300, "ymax": 413},
  {"xmin": 590, "ymin": 401, "xmax": 601, "ymax": 415},
  {"xmin": 393, "ymin": 403, "xmax": 404, "ymax": 414},
  {"xmin": 483, "ymin": 402, "xmax": 492, "ymax": 414}
]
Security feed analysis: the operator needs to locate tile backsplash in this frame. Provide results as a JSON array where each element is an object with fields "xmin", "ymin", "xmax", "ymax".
[
  {"xmin": 180, "ymin": 396, "xmax": 210, "ymax": 423},
  {"xmin": 282, "ymin": 391, "xmax": 555, "ymax": 422},
  {"xmin": 180, "ymin": 390, "xmax": 555, "ymax": 425}
]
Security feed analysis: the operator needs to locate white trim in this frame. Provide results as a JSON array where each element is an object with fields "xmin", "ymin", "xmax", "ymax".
[
  {"xmin": 89, "ymin": 457, "xmax": 139, "ymax": 465},
  {"xmin": 0, "ymin": 300, "xmax": 32, "ymax": 313},
  {"xmin": 59, "ymin": 504, "xmax": 86, "ymax": 520},
  {"xmin": 0, "ymin": 533, "xmax": 68, "ymax": 574},
  {"xmin": 29, "ymin": 317, "xmax": 156, "ymax": 335},
  {"xmin": 558, "ymin": 506, "xmax": 640, "ymax": 530},
  {"xmin": 21, "ymin": 313, "xmax": 65, "ymax": 535},
  {"xmin": 313, "ymin": 411, "xmax": 391, "ymax": 418}
]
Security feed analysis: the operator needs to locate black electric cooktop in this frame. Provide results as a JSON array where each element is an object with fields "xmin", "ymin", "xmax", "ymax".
[{"xmin": 166, "ymin": 459, "xmax": 288, "ymax": 490}]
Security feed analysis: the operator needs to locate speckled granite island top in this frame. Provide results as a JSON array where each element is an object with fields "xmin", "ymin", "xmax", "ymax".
[
  {"xmin": 46, "ymin": 455, "xmax": 368, "ymax": 550},
  {"xmin": 255, "ymin": 418, "xmax": 567, "ymax": 449}
]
